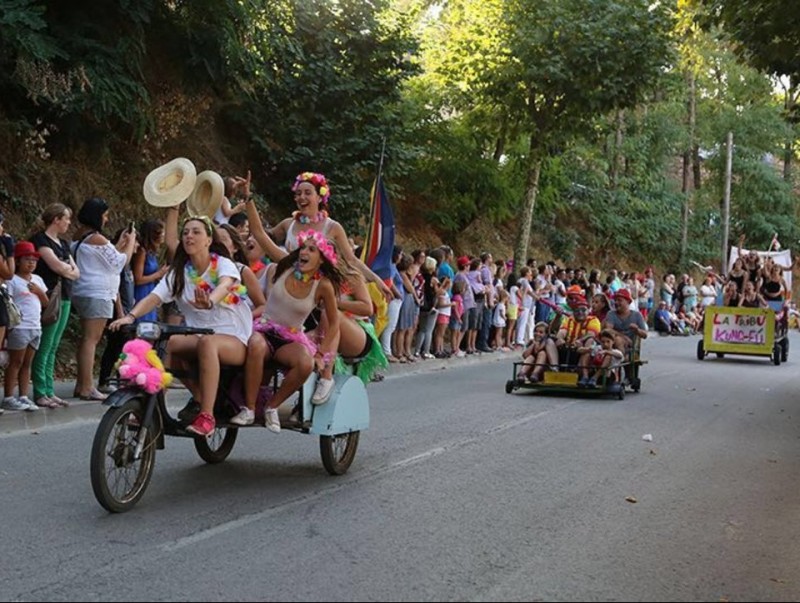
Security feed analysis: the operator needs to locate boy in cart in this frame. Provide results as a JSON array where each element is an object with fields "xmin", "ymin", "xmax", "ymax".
[{"xmin": 576, "ymin": 329, "xmax": 623, "ymax": 388}]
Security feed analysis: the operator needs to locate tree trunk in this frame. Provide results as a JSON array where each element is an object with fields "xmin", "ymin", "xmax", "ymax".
[
  {"xmin": 680, "ymin": 71, "xmax": 696, "ymax": 266},
  {"xmin": 680, "ymin": 150, "xmax": 691, "ymax": 267},
  {"xmin": 688, "ymin": 73, "xmax": 699, "ymax": 189},
  {"xmin": 783, "ymin": 79, "xmax": 797, "ymax": 181},
  {"xmin": 610, "ymin": 108, "xmax": 624, "ymax": 188},
  {"xmin": 514, "ymin": 143, "xmax": 542, "ymax": 271}
]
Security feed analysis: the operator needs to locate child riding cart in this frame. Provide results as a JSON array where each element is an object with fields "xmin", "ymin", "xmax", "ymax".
[{"xmin": 505, "ymin": 330, "xmax": 646, "ymax": 400}]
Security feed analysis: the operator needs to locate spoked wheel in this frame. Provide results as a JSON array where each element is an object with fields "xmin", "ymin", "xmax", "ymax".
[
  {"xmin": 194, "ymin": 426, "xmax": 238, "ymax": 464},
  {"xmin": 90, "ymin": 398, "xmax": 155, "ymax": 513},
  {"xmin": 320, "ymin": 431, "xmax": 360, "ymax": 475}
]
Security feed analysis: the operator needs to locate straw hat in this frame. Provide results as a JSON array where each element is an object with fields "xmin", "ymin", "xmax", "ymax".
[
  {"xmin": 187, "ymin": 170, "xmax": 224, "ymax": 218},
  {"xmin": 143, "ymin": 158, "xmax": 197, "ymax": 207}
]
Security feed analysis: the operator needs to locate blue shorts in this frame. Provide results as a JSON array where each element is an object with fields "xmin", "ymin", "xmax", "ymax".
[{"xmin": 449, "ymin": 316, "xmax": 463, "ymax": 331}]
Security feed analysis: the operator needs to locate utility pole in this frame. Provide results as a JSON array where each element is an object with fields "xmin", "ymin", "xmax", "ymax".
[{"xmin": 721, "ymin": 131, "xmax": 733, "ymax": 275}]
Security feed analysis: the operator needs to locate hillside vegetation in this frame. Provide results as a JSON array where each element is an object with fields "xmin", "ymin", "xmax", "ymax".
[{"xmin": 0, "ymin": 0, "xmax": 798, "ymax": 272}]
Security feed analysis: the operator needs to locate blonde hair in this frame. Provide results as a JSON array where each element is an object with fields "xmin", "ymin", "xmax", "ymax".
[{"xmin": 31, "ymin": 203, "xmax": 71, "ymax": 237}]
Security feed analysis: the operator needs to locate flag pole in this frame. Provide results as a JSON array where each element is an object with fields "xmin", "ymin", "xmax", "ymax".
[{"xmin": 376, "ymin": 136, "xmax": 387, "ymax": 182}]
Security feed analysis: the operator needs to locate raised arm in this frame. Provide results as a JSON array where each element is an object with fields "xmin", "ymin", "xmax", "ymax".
[
  {"xmin": 238, "ymin": 170, "xmax": 288, "ymax": 263},
  {"xmin": 165, "ymin": 206, "xmax": 180, "ymax": 262}
]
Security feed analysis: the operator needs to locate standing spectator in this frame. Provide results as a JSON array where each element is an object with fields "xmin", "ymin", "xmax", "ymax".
[
  {"xmin": 476, "ymin": 252, "xmax": 496, "ymax": 353},
  {"xmin": 436, "ymin": 246, "xmax": 455, "ymax": 291},
  {"xmin": 97, "ymin": 227, "xmax": 139, "ymax": 395},
  {"xmin": 506, "ymin": 277, "xmax": 519, "ymax": 350},
  {"xmin": 492, "ymin": 288, "xmax": 509, "ymax": 351},
  {"xmin": 0, "ymin": 214, "xmax": 16, "ymax": 395},
  {"xmin": 3, "ymin": 242, "xmax": 47, "ymax": 411},
  {"xmin": 515, "ymin": 267, "xmax": 536, "ymax": 347},
  {"xmin": 413, "ymin": 256, "xmax": 439, "ymax": 359},
  {"xmin": 643, "ymin": 267, "xmax": 655, "ymax": 320},
  {"xmin": 30, "ymin": 203, "xmax": 79, "ymax": 408},
  {"xmin": 213, "ymin": 177, "xmax": 248, "ymax": 225},
  {"xmin": 395, "ymin": 254, "xmax": 420, "ymax": 362},
  {"xmin": 453, "ymin": 256, "xmax": 475, "ymax": 353},
  {"xmin": 381, "ymin": 245, "xmax": 404, "ymax": 362},
  {"xmin": 132, "ymin": 219, "xmax": 168, "ymax": 322},
  {"xmin": 433, "ymin": 276, "xmax": 454, "ymax": 358},
  {"xmin": 466, "ymin": 258, "xmax": 484, "ymax": 354},
  {"xmin": 71, "ymin": 198, "xmax": 135, "ymax": 401},
  {"xmin": 450, "ymin": 279, "xmax": 466, "ymax": 357}
]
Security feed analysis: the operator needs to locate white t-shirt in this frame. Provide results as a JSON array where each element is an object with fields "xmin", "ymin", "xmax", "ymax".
[
  {"xmin": 8, "ymin": 274, "xmax": 47, "ymax": 330},
  {"xmin": 700, "ymin": 284, "xmax": 717, "ymax": 307},
  {"xmin": 152, "ymin": 255, "xmax": 253, "ymax": 345}
]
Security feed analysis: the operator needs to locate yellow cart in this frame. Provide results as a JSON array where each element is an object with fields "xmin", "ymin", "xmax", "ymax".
[{"xmin": 697, "ymin": 305, "xmax": 788, "ymax": 365}]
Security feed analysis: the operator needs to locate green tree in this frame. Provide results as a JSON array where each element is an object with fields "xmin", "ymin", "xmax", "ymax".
[{"xmin": 424, "ymin": 0, "xmax": 674, "ymax": 268}]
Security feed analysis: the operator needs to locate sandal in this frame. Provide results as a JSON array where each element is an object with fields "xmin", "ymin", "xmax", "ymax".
[
  {"xmin": 73, "ymin": 388, "xmax": 108, "ymax": 402},
  {"xmin": 50, "ymin": 395, "xmax": 69, "ymax": 407},
  {"xmin": 35, "ymin": 397, "xmax": 59, "ymax": 409}
]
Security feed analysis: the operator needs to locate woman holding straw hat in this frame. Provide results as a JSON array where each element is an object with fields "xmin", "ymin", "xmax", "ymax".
[{"xmin": 110, "ymin": 215, "xmax": 252, "ymax": 437}]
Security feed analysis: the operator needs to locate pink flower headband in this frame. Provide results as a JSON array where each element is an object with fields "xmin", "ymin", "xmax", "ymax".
[
  {"xmin": 297, "ymin": 229, "xmax": 337, "ymax": 266},
  {"xmin": 292, "ymin": 172, "xmax": 330, "ymax": 205}
]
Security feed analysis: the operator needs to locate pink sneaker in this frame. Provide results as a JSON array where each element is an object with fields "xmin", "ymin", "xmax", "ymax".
[{"xmin": 186, "ymin": 411, "xmax": 215, "ymax": 436}]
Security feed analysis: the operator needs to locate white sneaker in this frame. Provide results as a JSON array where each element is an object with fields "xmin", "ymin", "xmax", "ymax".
[
  {"xmin": 98, "ymin": 383, "xmax": 118, "ymax": 395},
  {"xmin": 18, "ymin": 396, "xmax": 38, "ymax": 412},
  {"xmin": 264, "ymin": 408, "xmax": 281, "ymax": 433},
  {"xmin": 311, "ymin": 377, "xmax": 334, "ymax": 405},
  {"xmin": 1, "ymin": 397, "xmax": 27, "ymax": 411},
  {"xmin": 229, "ymin": 408, "xmax": 255, "ymax": 426},
  {"xmin": 455, "ymin": 351, "xmax": 466, "ymax": 358}
]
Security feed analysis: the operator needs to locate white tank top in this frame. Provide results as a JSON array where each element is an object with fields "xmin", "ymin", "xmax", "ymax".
[
  {"xmin": 263, "ymin": 269, "xmax": 320, "ymax": 330},
  {"xmin": 285, "ymin": 218, "xmax": 335, "ymax": 252}
]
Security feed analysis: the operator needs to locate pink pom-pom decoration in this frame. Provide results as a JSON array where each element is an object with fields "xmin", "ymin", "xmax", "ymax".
[{"xmin": 116, "ymin": 338, "xmax": 173, "ymax": 394}]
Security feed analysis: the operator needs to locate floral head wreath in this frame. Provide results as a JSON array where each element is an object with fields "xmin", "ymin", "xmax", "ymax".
[
  {"xmin": 183, "ymin": 215, "xmax": 214, "ymax": 236},
  {"xmin": 292, "ymin": 172, "xmax": 330, "ymax": 205},
  {"xmin": 297, "ymin": 229, "xmax": 337, "ymax": 266}
]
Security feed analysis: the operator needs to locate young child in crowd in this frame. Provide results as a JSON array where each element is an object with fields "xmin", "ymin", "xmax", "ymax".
[
  {"xmin": 518, "ymin": 321, "xmax": 557, "ymax": 383},
  {"xmin": 433, "ymin": 276, "xmax": 454, "ymax": 358},
  {"xmin": 450, "ymin": 279, "xmax": 466, "ymax": 358},
  {"xmin": 505, "ymin": 281, "xmax": 519, "ymax": 350},
  {"xmin": 493, "ymin": 288, "xmax": 509, "ymax": 351},
  {"xmin": 3, "ymin": 242, "xmax": 48, "ymax": 411}
]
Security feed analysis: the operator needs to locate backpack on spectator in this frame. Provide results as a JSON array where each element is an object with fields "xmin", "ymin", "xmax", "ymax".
[{"xmin": 0, "ymin": 283, "xmax": 22, "ymax": 328}]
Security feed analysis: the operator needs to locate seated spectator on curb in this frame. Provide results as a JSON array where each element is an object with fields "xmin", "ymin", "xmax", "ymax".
[{"xmin": 653, "ymin": 301, "xmax": 672, "ymax": 335}]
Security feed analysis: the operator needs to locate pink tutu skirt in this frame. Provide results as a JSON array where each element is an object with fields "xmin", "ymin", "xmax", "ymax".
[{"xmin": 253, "ymin": 318, "xmax": 317, "ymax": 357}]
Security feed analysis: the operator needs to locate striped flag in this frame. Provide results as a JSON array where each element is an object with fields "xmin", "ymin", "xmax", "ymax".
[{"xmin": 360, "ymin": 175, "xmax": 395, "ymax": 280}]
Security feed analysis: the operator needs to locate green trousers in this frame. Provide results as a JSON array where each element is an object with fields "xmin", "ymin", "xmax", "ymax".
[{"xmin": 32, "ymin": 299, "xmax": 71, "ymax": 399}]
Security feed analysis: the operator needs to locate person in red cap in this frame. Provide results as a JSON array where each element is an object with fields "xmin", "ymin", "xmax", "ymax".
[
  {"xmin": 604, "ymin": 287, "xmax": 647, "ymax": 351},
  {"xmin": 2, "ymin": 241, "xmax": 48, "ymax": 412},
  {"xmin": 555, "ymin": 296, "xmax": 601, "ymax": 367}
]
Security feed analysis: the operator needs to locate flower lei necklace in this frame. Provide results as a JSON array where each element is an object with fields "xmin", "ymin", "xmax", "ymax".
[
  {"xmin": 186, "ymin": 253, "xmax": 248, "ymax": 305},
  {"xmin": 292, "ymin": 209, "xmax": 328, "ymax": 225},
  {"xmin": 293, "ymin": 261, "xmax": 321, "ymax": 283}
]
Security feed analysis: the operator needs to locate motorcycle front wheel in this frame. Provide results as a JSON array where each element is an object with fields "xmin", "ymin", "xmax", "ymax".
[{"xmin": 90, "ymin": 398, "xmax": 156, "ymax": 513}]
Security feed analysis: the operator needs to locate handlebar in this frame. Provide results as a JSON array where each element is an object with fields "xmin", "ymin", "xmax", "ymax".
[{"xmin": 121, "ymin": 322, "xmax": 215, "ymax": 339}]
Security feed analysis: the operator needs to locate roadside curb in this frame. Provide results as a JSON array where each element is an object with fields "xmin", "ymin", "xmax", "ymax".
[{"xmin": 0, "ymin": 350, "xmax": 508, "ymax": 436}]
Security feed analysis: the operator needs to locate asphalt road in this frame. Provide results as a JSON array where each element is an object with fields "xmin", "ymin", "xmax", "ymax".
[{"xmin": 1, "ymin": 334, "xmax": 800, "ymax": 602}]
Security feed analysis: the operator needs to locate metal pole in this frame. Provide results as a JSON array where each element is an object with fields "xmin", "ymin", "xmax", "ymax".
[{"xmin": 721, "ymin": 131, "xmax": 733, "ymax": 275}]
